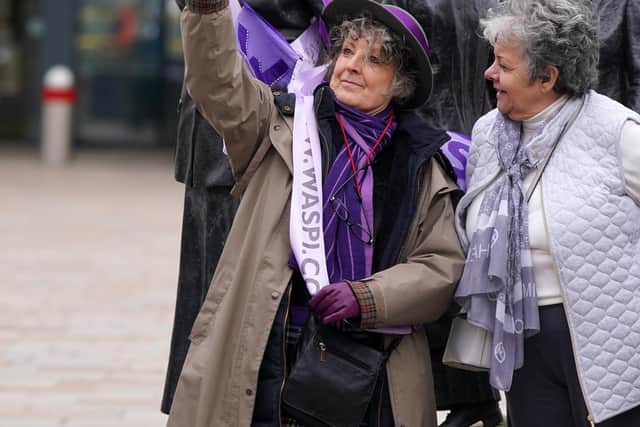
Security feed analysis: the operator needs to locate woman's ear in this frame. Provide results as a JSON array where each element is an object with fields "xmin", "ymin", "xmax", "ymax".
[{"xmin": 540, "ymin": 65, "xmax": 559, "ymax": 93}]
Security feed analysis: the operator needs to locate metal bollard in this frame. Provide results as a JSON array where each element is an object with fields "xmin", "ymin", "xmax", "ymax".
[{"xmin": 41, "ymin": 65, "xmax": 76, "ymax": 165}]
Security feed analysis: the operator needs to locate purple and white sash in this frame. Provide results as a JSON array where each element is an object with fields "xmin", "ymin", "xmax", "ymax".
[
  {"xmin": 289, "ymin": 65, "xmax": 330, "ymax": 295},
  {"xmin": 230, "ymin": 0, "xmax": 409, "ymax": 333},
  {"xmin": 229, "ymin": 1, "xmax": 330, "ymax": 294}
]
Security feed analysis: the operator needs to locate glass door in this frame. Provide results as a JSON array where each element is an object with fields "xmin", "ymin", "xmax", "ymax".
[{"xmin": 75, "ymin": 0, "xmax": 165, "ymax": 146}]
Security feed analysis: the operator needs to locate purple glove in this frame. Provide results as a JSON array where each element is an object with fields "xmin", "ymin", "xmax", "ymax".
[{"xmin": 308, "ymin": 282, "xmax": 361, "ymax": 325}]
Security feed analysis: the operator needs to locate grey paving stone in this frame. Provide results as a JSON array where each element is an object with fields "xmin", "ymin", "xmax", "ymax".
[{"xmin": 0, "ymin": 146, "xmax": 181, "ymax": 425}]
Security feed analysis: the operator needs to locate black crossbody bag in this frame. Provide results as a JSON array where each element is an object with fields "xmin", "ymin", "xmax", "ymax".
[{"xmin": 282, "ymin": 315, "xmax": 401, "ymax": 427}]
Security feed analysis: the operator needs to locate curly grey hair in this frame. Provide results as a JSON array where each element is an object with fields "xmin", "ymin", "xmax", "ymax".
[
  {"xmin": 327, "ymin": 14, "xmax": 416, "ymax": 105},
  {"xmin": 481, "ymin": 0, "xmax": 598, "ymax": 96}
]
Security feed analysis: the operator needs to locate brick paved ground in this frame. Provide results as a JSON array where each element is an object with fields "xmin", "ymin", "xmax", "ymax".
[
  {"xmin": 0, "ymin": 144, "xmax": 503, "ymax": 427},
  {"xmin": 0, "ymin": 145, "xmax": 182, "ymax": 427}
]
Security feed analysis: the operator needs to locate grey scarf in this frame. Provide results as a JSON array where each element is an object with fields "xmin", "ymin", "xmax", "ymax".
[{"xmin": 456, "ymin": 97, "xmax": 581, "ymax": 391}]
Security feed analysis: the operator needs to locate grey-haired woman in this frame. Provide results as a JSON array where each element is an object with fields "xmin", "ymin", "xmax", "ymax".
[
  {"xmin": 454, "ymin": 0, "xmax": 640, "ymax": 426},
  {"xmin": 167, "ymin": 0, "xmax": 465, "ymax": 426}
]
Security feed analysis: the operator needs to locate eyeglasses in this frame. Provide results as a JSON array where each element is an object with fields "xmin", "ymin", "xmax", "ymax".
[{"xmin": 328, "ymin": 166, "xmax": 374, "ymax": 245}]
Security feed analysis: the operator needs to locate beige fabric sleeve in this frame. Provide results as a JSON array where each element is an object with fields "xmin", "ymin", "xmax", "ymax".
[
  {"xmin": 180, "ymin": 9, "xmax": 276, "ymax": 193},
  {"xmin": 621, "ymin": 120, "xmax": 640, "ymax": 204}
]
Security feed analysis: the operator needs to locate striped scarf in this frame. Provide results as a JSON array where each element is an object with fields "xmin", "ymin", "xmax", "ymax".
[{"xmin": 323, "ymin": 101, "xmax": 396, "ymax": 283}]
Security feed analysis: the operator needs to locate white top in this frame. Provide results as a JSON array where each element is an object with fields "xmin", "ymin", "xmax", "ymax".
[{"xmin": 466, "ymin": 98, "xmax": 640, "ymax": 306}]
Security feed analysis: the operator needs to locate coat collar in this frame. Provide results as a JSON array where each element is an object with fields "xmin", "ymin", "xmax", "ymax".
[
  {"xmin": 273, "ymin": 85, "xmax": 453, "ymax": 267},
  {"xmin": 310, "ymin": 83, "xmax": 449, "ymax": 157},
  {"xmin": 274, "ymin": 83, "xmax": 450, "ymax": 157}
]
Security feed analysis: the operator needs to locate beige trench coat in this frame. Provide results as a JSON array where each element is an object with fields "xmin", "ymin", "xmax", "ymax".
[{"xmin": 168, "ymin": 8, "xmax": 465, "ymax": 427}]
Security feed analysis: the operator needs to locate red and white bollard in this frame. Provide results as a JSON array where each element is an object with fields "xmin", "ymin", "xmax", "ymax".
[{"xmin": 41, "ymin": 65, "xmax": 76, "ymax": 165}]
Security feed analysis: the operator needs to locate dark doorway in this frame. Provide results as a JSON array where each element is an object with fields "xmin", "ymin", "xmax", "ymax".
[
  {"xmin": 74, "ymin": 0, "xmax": 182, "ymax": 148},
  {"xmin": 0, "ymin": 0, "xmax": 40, "ymax": 141}
]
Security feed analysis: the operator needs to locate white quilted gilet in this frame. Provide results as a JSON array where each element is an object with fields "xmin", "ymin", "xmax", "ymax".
[{"xmin": 456, "ymin": 91, "xmax": 640, "ymax": 423}]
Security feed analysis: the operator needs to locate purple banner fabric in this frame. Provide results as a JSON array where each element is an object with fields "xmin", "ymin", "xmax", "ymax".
[
  {"xmin": 236, "ymin": 2, "xmax": 299, "ymax": 88},
  {"xmin": 441, "ymin": 131, "xmax": 470, "ymax": 191}
]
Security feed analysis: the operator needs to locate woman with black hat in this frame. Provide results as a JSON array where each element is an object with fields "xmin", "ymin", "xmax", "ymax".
[{"xmin": 167, "ymin": 0, "xmax": 464, "ymax": 425}]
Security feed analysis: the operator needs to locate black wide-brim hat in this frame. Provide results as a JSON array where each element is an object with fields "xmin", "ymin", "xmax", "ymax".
[{"xmin": 322, "ymin": 0, "xmax": 433, "ymax": 109}]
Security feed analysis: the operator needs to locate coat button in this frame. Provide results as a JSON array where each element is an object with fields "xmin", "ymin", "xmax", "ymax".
[
  {"xmin": 271, "ymin": 291, "xmax": 280, "ymax": 300},
  {"xmin": 273, "ymin": 124, "xmax": 281, "ymax": 131},
  {"xmin": 283, "ymin": 105, "xmax": 292, "ymax": 113},
  {"xmin": 245, "ymin": 388, "xmax": 253, "ymax": 396}
]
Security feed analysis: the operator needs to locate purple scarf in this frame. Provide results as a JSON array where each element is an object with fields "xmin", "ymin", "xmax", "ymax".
[{"xmin": 322, "ymin": 101, "xmax": 396, "ymax": 282}]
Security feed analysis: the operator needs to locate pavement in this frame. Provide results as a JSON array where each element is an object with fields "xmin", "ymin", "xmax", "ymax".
[
  {"xmin": 0, "ymin": 144, "xmax": 504, "ymax": 427},
  {"xmin": 0, "ymin": 145, "xmax": 182, "ymax": 427}
]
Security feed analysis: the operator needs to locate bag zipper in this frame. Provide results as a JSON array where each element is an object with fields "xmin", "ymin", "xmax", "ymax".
[
  {"xmin": 318, "ymin": 335, "xmax": 376, "ymax": 371},
  {"xmin": 278, "ymin": 284, "xmax": 293, "ymax": 427},
  {"xmin": 319, "ymin": 341, "xmax": 327, "ymax": 362}
]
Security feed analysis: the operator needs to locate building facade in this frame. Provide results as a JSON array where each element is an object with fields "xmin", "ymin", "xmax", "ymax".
[{"xmin": 0, "ymin": 0, "xmax": 183, "ymax": 147}]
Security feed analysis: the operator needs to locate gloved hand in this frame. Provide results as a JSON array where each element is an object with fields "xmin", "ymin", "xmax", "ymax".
[{"xmin": 308, "ymin": 282, "xmax": 361, "ymax": 325}]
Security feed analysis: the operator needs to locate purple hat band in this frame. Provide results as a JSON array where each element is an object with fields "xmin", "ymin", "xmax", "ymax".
[
  {"xmin": 321, "ymin": 0, "xmax": 429, "ymax": 56},
  {"xmin": 384, "ymin": 6, "xmax": 429, "ymax": 56}
]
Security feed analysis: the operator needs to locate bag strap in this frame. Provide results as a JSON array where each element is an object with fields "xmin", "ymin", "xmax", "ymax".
[
  {"xmin": 526, "ymin": 97, "xmax": 584, "ymax": 202},
  {"xmin": 382, "ymin": 336, "xmax": 403, "ymax": 362}
]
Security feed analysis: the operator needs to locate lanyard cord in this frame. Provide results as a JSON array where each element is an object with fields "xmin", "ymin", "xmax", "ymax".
[{"xmin": 336, "ymin": 112, "xmax": 395, "ymax": 198}]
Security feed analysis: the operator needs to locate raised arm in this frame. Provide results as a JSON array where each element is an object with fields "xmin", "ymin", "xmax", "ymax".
[{"xmin": 181, "ymin": 1, "xmax": 277, "ymax": 188}]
